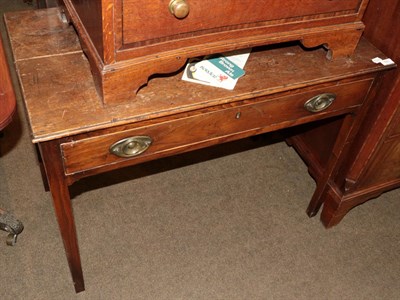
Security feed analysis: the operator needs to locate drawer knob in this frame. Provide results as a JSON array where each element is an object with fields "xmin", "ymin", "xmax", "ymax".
[
  {"xmin": 169, "ymin": 0, "xmax": 190, "ymax": 19},
  {"xmin": 109, "ymin": 136, "xmax": 152, "ymax": 158},
  {"xmin": 304, "ymin": 93, "xmax": 336, "ymax": 113}
]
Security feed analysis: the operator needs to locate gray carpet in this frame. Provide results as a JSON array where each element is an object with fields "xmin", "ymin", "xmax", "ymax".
[{"xmin": 1, "ymin": 1, "xmax": 400, "ymax": 299}]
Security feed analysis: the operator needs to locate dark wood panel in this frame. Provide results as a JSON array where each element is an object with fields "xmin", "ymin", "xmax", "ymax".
[
  {"xmin": 360, "ymin": 139, "xmax": 400, "ymax": 188},
  {"xmin": 391, "ymin": 112, "xmax": 400, "ymax": 137},
  {"xmin": 286, "ymin": 117, "xmax": 344, "ymax": 179},
  {"xmin": 363, "ymin": 0, "xmax": 400, "ymax": 61},
  {"xmin": 363, "ymin": 0, "xmax": 400, "ymax": 138},
  {"xmin": 69, "ymin": 0, "xmax": 104, "ymax": 59}
]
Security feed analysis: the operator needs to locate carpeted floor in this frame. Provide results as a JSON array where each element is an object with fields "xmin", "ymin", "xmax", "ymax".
[{"xmin": 1, "ymin": 1, "xmax": 399, "ymax": 299}]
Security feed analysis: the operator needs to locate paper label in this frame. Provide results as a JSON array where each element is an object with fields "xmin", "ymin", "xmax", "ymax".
[
  {"xmin": 372, "ymin": 57, "xmax": 395, "ymax": 66},
  {"xmin": 207, "ymin": 56, "xmax": 245, "ymax": 80},
  {"xmin": 182, "ymin": 49, "xmax": 251, "ymax": 90}
]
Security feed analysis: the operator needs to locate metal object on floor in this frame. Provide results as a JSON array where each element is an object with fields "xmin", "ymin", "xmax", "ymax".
[{"xmin": 0, "ymin": 209, "xmax": 24, "ymax": 246}]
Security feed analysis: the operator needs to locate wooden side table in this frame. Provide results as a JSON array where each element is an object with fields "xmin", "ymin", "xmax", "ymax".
[{"xmin": 4, "ymin": 7, "xmax": 394, "ymax": 293}]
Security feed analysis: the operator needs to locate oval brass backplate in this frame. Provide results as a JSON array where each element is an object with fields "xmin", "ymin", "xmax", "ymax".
[
  {"xmin": 304, "ymin": 93, "xmax": 336, "ymax": 113},
  {"xmin": 109, "ymin": 136, "xmax": 153, "ymax": 158}
]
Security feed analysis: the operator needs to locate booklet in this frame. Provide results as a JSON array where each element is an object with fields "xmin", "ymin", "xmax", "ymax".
[{"xmin": 182, "ymin": 48, "xmax": 251, "ymax": 90}]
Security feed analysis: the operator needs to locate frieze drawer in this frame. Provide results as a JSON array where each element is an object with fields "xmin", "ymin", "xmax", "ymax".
[{"xmin": 61, "ymin": 79, "xmax": 373, "ymax": 175}]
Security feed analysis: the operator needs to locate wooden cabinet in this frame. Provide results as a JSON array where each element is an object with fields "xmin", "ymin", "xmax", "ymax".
[
  {"xmin": 352, "ymin": 0, "xmax": 400, "ymax": 190},
  {"xmin": 61, "ymin": 0, "xmax": 370, "ymax": 105},
  {"xmin": 288, "ymin": 0, "xmax": 400, "ymax": 227}
]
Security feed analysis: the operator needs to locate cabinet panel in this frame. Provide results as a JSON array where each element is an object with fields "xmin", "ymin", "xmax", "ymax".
[
  {"xmin": 360, "ymin": 138, "xmax": 400, "ymax": 188},
  {"xmin": 390, "ymin": 110, "xmax": 400, "ymax": 136},
  {"xmin": 69, "ymin": 0, "xmax": 103, "ymax": 58}
]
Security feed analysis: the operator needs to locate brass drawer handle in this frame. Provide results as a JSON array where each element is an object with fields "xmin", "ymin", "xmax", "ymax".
[
  {"xmin": 109, "ymin": 136, "xmax": 152, "ymax": 158},
  {"xmin": 169, "ymin": 0, "xmax": 190, "ymax": 19},
  {"xmin": 304, "ymin": 93, "xmax": 336, "ymax": 113}
]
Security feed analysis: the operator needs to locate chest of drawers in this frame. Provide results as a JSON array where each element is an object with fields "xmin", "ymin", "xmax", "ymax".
[{"xmin": 61, "ymin": 0, "xmax": 370, "ymax": 105}]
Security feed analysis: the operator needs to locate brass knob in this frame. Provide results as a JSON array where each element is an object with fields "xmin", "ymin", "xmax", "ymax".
[
  {"xmin": 109, "ymin": 136, "xmax": 152, "ymax": 158},
  {"xmin": 169, "ymin": 0, "xmax": 190, "ymax": 19},
  {"xmin": 304, "ymin": 93, "xmax": 336, "ymax": 113}
]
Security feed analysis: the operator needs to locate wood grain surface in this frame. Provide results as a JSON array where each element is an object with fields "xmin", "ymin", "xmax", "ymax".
[{"xmin": 5, "ymin": 8, "xmax": 392, "ymax": 142}]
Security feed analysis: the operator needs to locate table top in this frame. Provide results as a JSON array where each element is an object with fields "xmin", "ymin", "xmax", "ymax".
[{"xmin": 4, "ymin": 8, "xmax": 392, "ymax": 143}]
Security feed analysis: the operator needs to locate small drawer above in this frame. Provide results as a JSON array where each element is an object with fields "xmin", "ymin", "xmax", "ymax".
[
  {"xmin": 122, "ymin": 0, "xmax": 364, "ymax": 46},
  {"xmin": 61, "ymin": 78, "xmax": 373, "ymax": 175}
]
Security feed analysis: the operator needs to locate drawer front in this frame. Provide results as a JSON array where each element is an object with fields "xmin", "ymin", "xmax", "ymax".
[
  {"xmin": 122, "ymin": 0, "xmax": 363, "ymax": 45},
  {"xmin": 61, "ymin": 79, "xmax": 372, "ymax": 175}
]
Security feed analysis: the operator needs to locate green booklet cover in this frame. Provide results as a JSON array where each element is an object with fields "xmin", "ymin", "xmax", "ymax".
[{"xmin": 207, "ymin": 55, "xmax": 246, "ymax": 80}]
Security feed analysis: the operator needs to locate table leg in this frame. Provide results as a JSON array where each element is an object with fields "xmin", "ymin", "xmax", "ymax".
[
  {"xmin": 306, "ymin": 114, "xmax": 355, "ymax": 217},
  {"xmin": 35, "ymin": 144, "xmax": 49, "ymax": 192},
  {"xmin": 320, "ymin": 201, "xmax": 349, "ymax": 228},
  {"xmin": 39, "ymin": 140, "xmax": 85, "ymax": 293}
]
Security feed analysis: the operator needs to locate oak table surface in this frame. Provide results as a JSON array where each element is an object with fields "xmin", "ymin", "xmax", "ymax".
[{"xmin": 5, "ymin": 8, "xmax": 391, "ymax": 143}]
